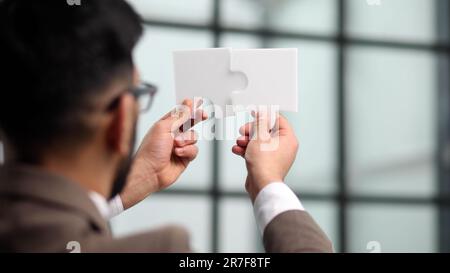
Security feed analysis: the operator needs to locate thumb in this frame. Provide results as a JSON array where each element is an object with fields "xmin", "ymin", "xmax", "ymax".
[{"xmin": 161, "ymin": 99, "xmax": 193, "ymax": 133}]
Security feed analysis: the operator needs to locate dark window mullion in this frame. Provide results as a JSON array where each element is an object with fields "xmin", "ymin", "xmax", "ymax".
[
  {"xmin": 337, "ymin": 0, "xmax": 348, "ymax": 253},
  {"xmin": 211, "ymin": 0, "xmax": 221, "ymax": 253},
  {"xmin": 437, "ymin": 0, "xmax": 450, "ymax": 254}
]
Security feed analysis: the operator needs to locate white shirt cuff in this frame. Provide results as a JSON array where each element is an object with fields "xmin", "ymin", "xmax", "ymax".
[
  {"xmin": 108, "ymin": 195, "xmax": 125, "ymax": 218},
  {"xmin": 253, "ymin": 182, "xmax": 305, "ymax": 234}
]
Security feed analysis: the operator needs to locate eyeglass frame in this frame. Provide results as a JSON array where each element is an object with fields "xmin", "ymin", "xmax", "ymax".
[{"xmin": 105, "ymin": 82, "xmax": 158, "ymax": 113}]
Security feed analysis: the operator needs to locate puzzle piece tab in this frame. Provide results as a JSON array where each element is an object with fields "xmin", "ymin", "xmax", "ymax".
[{"xmin": 173, "ymin": 48, "xmax": 298, "ymax": 117}]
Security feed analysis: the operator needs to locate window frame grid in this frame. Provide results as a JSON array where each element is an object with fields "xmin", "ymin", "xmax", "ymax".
[{"xmin": 139, "ymin": 0, "xmax": 450, "ymax": 253}]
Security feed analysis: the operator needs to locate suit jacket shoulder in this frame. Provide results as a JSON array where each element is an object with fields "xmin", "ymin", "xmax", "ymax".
[{"xmin": 0, "ymin": 165, "xmax": 190, "ymax": 253}]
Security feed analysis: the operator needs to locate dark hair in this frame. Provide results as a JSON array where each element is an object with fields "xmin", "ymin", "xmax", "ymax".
[{"xmin": 0, "ymin": 0, "xmax": 143, "ymax": 163}]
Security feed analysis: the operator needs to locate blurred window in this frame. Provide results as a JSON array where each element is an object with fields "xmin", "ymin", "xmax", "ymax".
[{"xmin": 111, "ymin": 0, "xmax": 449, "ymax": 252}]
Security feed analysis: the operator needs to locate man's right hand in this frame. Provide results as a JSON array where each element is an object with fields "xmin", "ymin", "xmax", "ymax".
[
  {"xmin": 232, "ymin": 112, "xmax": 299, "ymax": 202},
  {"xmin": 120, "ymin": 99, "xmax": 206, "ymax": 209}
]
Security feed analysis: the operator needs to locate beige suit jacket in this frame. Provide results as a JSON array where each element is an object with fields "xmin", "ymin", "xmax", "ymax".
[{"xmin": 0, "ymin": 165, "xmax": 333, "ymax": 253}]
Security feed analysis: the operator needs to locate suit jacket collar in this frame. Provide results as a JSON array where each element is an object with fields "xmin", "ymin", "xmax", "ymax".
[{"xmin": 0, "ymin": 164, "xmax": 110, "ymax": 234}]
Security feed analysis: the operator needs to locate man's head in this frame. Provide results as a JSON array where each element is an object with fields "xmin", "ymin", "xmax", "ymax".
[{"xmin": 0, "ymin": 0, "xmax": 144, "ymax": 198}]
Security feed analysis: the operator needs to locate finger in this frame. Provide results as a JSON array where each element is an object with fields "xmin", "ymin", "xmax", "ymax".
[
  {"xmin": 193, "ymin": 108, "xmax": 208, "ymax": 124},
  {"xmin": 232, "ymin": 145, "xmax": 246, "ymax": 157},
  {"xmin": 202, "ymin": 110, "xmax": 208, "ymax": 120},
  {"xmin": 194, "ymin": 98, "xmax": 204, "ymax": 109},
  {"xmin": 173, "ymin": 106, "xmax": 193, "ymax": 133},
  {"xmin": 161, "ymin": 99, "xmax": 193, "ymax": 121},
  {"xmin": 177, "ymin": 108, "xmax": 208, "ymax": 132},
  {"xmin": 278, "ymin": 114, "xmax": 292, "ymax": 130},
  {"xmin": 174, "ymin": 145, "xmax": 198, "ymax": 161},
  {"xmin": 273, "ymin": 114, "xmax": 294, "ymax": 135},
  {"xmin": 174, "ymin": 130, "xmax": 198, "ymax": 147},
  {"xmin": 236, "ymin": 136, "xmax": 250, "ymax": 147},
  {"xmin": 239, "ymin": 122, "xmax": 253, "ymax": 136},
  {"xmin": 253, "ymin": 111, "xmax": 271, "ymax": 140},
  {"xmin": 160, "ymin": 99, "xmax": 193, "ymax": 133},
  {"xmin": 194, "ymin": 98, "xmax": 208, "ymax": 121}
]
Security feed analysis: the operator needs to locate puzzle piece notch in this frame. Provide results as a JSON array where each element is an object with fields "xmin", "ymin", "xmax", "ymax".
[
  {"xmin": 173, "ymin": 48, "xmax": 298, "ymax": 118},
  {"xmin": 173, "ymin": 48, "xmax": 247, "ymax": 117},
  {"xmin": 229, "ymin": 48, "xmax": 298, "ymax": 113}
]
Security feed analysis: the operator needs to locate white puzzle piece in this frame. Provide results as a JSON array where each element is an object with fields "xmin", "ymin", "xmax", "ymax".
[{"xmin": 173, "ymin": 48, "xmax": 298, "ymax": 117}]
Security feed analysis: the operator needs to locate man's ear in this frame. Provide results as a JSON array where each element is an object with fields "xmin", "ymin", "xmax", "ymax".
[{"xmin": 106, "ymin": 94, "xmax": 137, "ymax": 156}]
